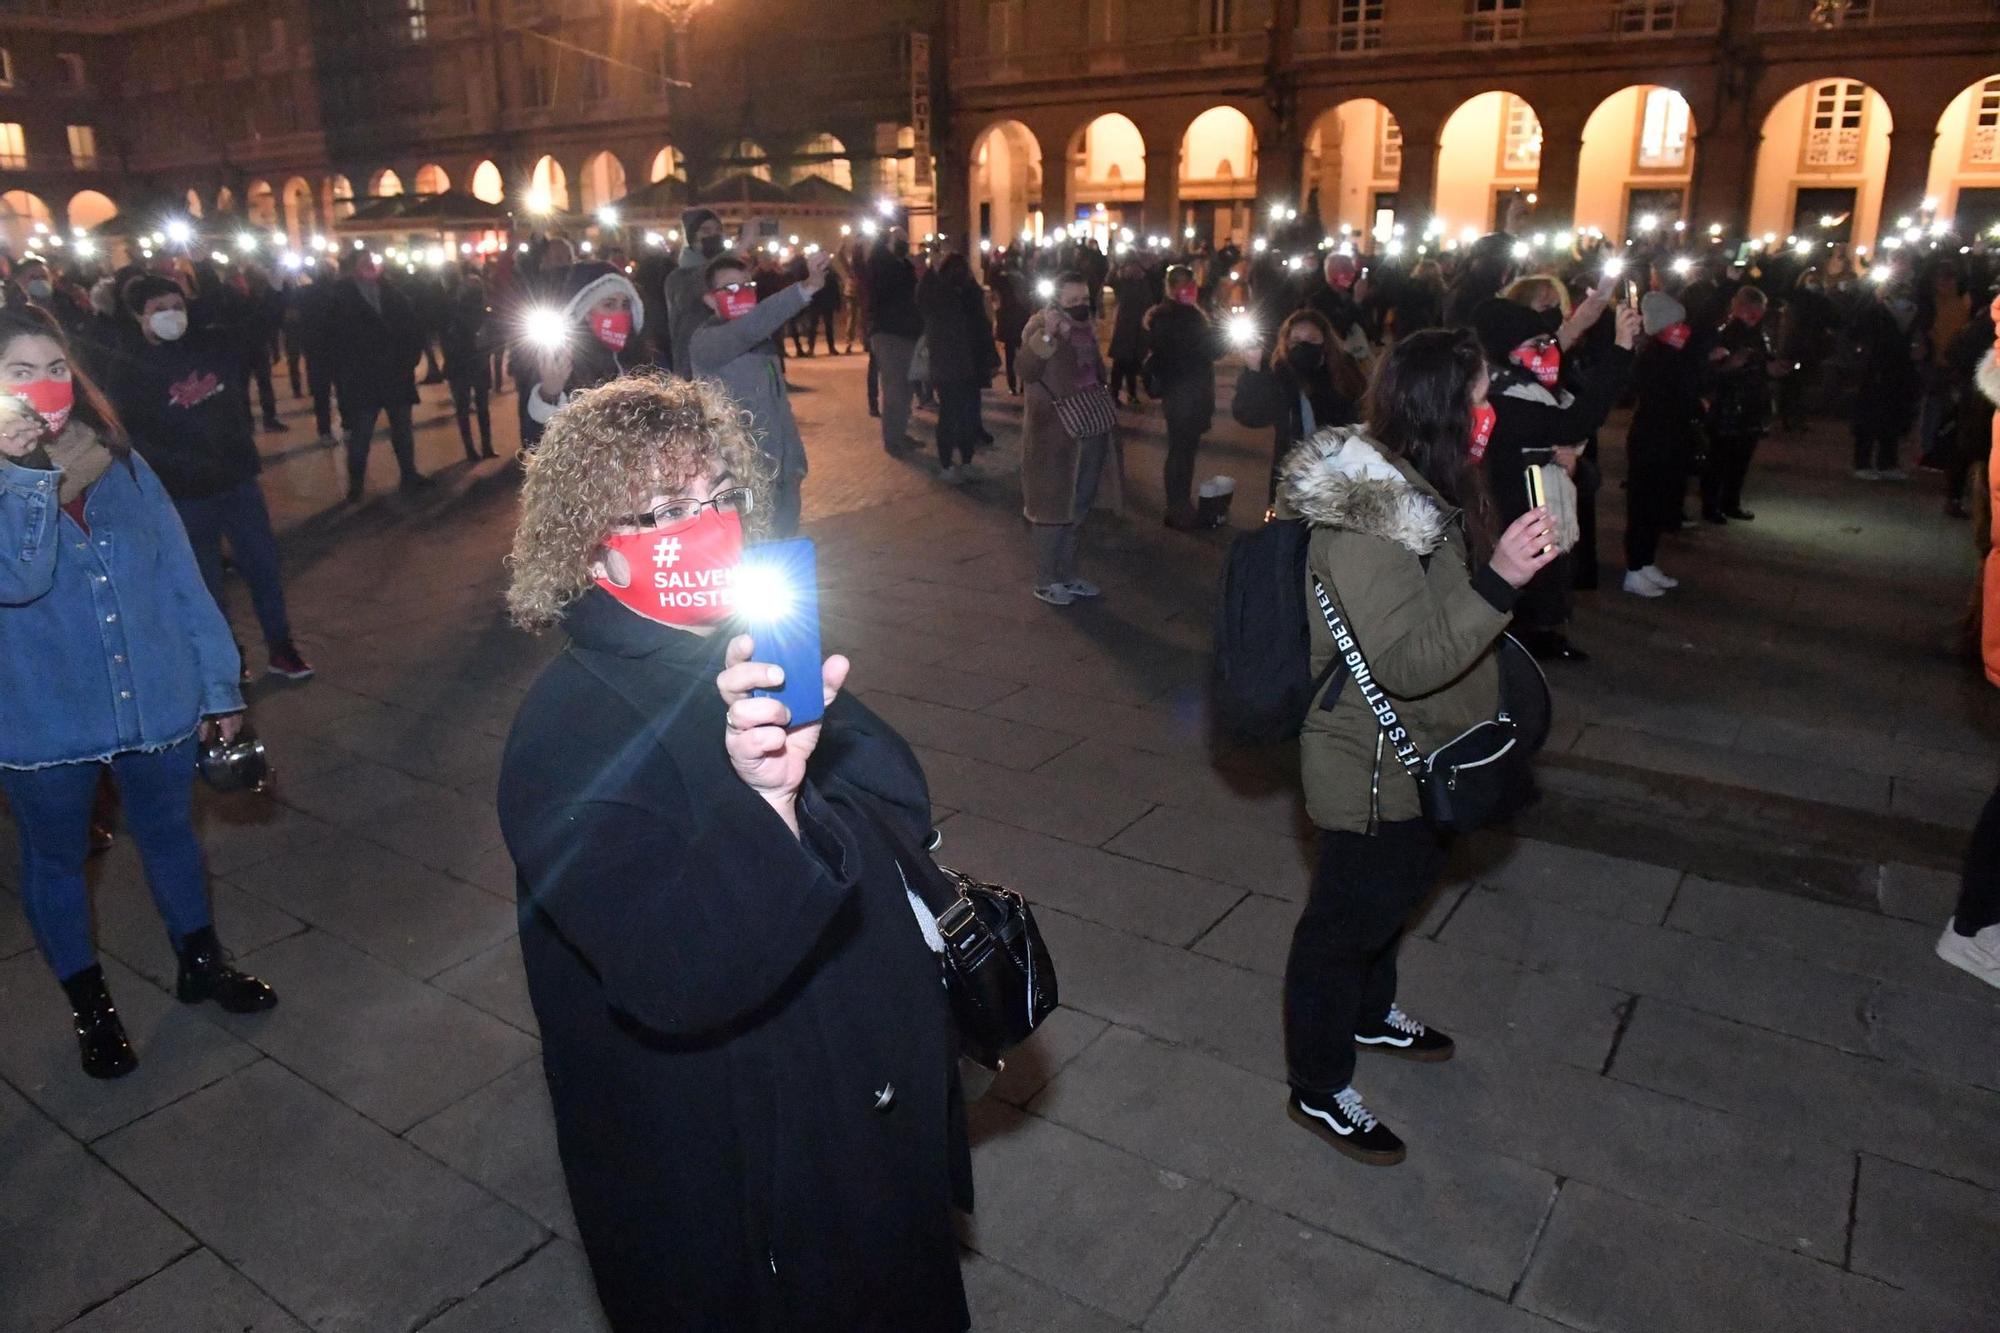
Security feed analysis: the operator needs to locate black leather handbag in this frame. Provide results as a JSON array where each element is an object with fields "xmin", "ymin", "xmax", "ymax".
[
  {"xmin": 878, "ymin": 815, "xmax": 1058, "ymax": 1069},
  {"xmin": 1313, "ymin": 577, "xmax": 1547, "ymax": 834}
]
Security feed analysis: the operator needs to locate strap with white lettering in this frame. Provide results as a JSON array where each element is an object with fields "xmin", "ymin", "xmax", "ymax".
[{"xmin": 1312, "ymin": 577, "xmax": 1426, "ymax": 778}]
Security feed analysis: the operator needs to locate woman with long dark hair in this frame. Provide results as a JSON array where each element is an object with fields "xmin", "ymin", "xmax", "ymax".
[
  {"xmin": 1277, "ymin": 328, "xmax": 1556, "ymax": 1165},
  {"xmin": 0, "ymin": 307, "xmax": 274, "ymax": 1080}
]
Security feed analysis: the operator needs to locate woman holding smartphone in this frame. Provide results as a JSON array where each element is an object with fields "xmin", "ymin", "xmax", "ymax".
[
  {"xmin": 498, "ymin": 374, "xmax": 970, "ymax": 1331},
  {"xmin": 0, "ymin": 308, "xmax": 275, "ymax": 1081},
  {"xmin": 1278, "ymin": 329, "xmax": 1558, "ymax": 1165}
]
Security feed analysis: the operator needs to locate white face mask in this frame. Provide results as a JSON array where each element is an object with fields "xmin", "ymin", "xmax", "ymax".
[
  {"xmin": 148, "ymin": 308, "xmax": 189, "ymax": 342},
  {"xmin": 24, "ymin": 279, "xmax": 52, "ymax": 300}
]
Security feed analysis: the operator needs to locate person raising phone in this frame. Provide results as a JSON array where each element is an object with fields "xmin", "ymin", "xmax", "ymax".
[
  {"xmin": 0, "ymin": 308, "xmax": 275, "ymax": 1082},
  {"xmin": 1278, "ymin": 328, "xmax": 1558, "ymax": 1165},
  {"xmin": 498, "ymin": 374, "xmax": 971, "ymax": 1332}
]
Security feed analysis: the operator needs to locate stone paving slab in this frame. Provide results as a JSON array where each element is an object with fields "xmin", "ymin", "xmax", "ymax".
[
  {"xmin": 430, "ymin": 937, "xmax": 539, "ymax": 1036},
  {"xmin": 981, "ymin": 685, "xmax": 1212, "ymax": 759},
  {"xmin": 1849, "ymin": 1153, "xmax": 2000, "ymax": 1313},
  {"xmin": 94, "ymin": 1061, "xmax": 545, "ymax": 1333},
  {"xmin": 1610, "ymin": 1002, "xmax": 2000, "ymax": 1192},
  {"xmin": 1464, "ymin": 835, "xmax": 1683, "ymax": 925},
  {"xmin": 858, "ymin": 690, "xmax": 1085, "ymax": 773},
  {"xmin": 1516, "ymin": 1181, "xmax": 1994, "ymax": 1333},
  {"xmin": 60, "ymin": 1249, "xmax": 307, "ymax": 1333},
  {"xmin": 914, "ymin": 746, "xmax": 1156, "ymax": 847},
  {"xmin": 938, "ymin": 812, "xmax": 1242, "ymax": 948},
  {"xmin": 415, "ymin": 1241, "xmax": 608, "ymax": 1333},
  {"xmin": 407, "ymin": 1059, "xmax": 577, "ymax": 1243},
  {"xmin": 214, "ymin": 930, "xmax": 538, "ymax": 1133},
  {"xmin": 1146, "ymin": 1200, "xmax": 1566, "ymax": 1333},
  {"xmin": 1035, "ymin": 737, "xmax": 1306, "ymax": 839},
  {"xmin": 225, "ymin": 835, "xmax": 517, "ymax": 982},
  {"xmin": 960, "ymin": 1253, "xmax": 1134, "ymax": 1333},
  {"xmin": 987, "ymin": 1006, "xmax": 1110, "ymax": 1109},
  {"xmin": 1877, "ymin": 861, "xmax": 1960, "ymax": 924},
  {"xmin": 962, "ymin": 1101, "xmax": 1233, "ymax": 1324},
  {"xmin": 0, "ymin": 1081, "xmax": 192, "ymax": 1333},
  {"xmin": 1102, "ymin": 805, "xmax": 1313, "ymax": 900},
  {"xmin": 1032, "ymin": 1026, "xmax": 1558, "ymax": 1297},
  {"xmin": 0, "ymin": 952, "xmax": 260, "ymax": 1145}
]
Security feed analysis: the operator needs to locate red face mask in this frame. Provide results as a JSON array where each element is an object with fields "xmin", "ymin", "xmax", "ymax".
[
  {"xmin": 1737, "ymin": 307, "xmax": 1764, "ymax": 328},
  {"xmin": 714, "ymin": 286, "xmax": 758, "ymax": 321},
  {"xmin": 1655, "ymin": 322, "xmax": 1692, "ymax": 350},
  {"xmin": 9, "ymin": 377, "xmax": 74, "ymax": 436},
  {"xmin": 1171, "ymin": 285, "xmax": 1198, "ymax": 306},
  {"xmin": 1469, "ymin": 401, "xmax": 1497, "ymax": 463},
  {"xmin": 594, "ymin": 509, "xmax": 745, "ymax": 628},
  {"xmin": 590, "ymin": 309, "xmax": 632, "ymax": 352},
  {"xmin": 1509, "ymin": 339, "xmax": 1562, "ymax": 388},
  {"xmin": 1329, "ymin": 265, "xmax": 1358, "ymax": 292},
  {"xmin": 353, "ymin": 257, "xmax": 380, "ymax": 283}
]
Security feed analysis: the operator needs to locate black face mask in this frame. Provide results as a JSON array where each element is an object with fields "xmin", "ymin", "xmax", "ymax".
[
  {"xmin": 1061, "ymin": 304, "xmax": 1092, "ymax": 324},
  {"xmin": 891, "ymin": 240, "xmax": 910, "ymax": 258},
  {"xmin": 698, "ymin": 234, "xmax": 724, "ymax": 259},
  {"xmin": 1285, "ymin": 342, "xmax": 1325, "ymax": 374}
]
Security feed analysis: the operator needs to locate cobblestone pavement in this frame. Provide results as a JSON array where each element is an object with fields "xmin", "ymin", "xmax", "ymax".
[{"xmin": 3, "ymin": 352, "xmax": 1998, "ymax": 1332}]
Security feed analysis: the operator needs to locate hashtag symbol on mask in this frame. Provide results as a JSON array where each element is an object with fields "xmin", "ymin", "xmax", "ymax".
[{"xmin": 652, "ymin": 537, "xmax": 682, "ymax": 569}]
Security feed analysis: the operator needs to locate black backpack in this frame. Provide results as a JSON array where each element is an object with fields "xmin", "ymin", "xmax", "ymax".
[{"xmin": 1211, "ymin": 517, "xmax": 1339, "ymax": 745}]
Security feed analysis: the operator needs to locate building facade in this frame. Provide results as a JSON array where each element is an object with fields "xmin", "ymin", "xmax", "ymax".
[
  {"xmin": 945, "ymin": 0, "xmax": 2000, "ymax": 251},
  {"xmin": 0, "ymin": 0, "xmax": 941, "ymax": 251}
]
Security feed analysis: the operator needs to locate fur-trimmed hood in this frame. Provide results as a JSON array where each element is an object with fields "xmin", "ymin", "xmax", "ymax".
[
  {"xmin": 1978, "ymin": 348, "xmax": 2000, "ymax": 408},
  {"xmin": 1277, "ymin": 427, "xmax": 1448, "ymax": 555}
]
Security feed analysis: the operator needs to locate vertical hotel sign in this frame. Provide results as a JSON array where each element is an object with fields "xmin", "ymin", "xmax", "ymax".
[{"xmin": 909, "ymin": 32, "xmax": 933, "ymax": 189}]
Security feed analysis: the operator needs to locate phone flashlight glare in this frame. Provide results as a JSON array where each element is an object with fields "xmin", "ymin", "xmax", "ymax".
[{"xmin": 523, "ymin": 306, "xmax": 569, "ymax": 352}]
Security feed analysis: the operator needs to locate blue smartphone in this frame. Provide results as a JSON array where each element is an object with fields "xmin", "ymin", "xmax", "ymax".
[{"xmin": 740, "ymin": 537, "xmax": 825, "ymax": 728}]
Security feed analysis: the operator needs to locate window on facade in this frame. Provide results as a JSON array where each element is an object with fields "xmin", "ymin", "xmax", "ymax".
[
  {"xmin": 1615, "ymin": 0, "xmax": 1676, "ymax": 33},
  {"xmin": 0, "ymin": 124, "xmax": 25, "ymax": 169},
  {"xmin": 66, "ymin": 125, "xmax": 97, "ymax": 169},
  {"xmin": 579, "ymin": 56, "xmax": 607, "ymax": 101},
  {"xmin": 1970, "ymin": 77, "xmax": 2000, "ymax": 167},
  {"xmin": 1378, "ymin": 111, "xmax": 1403, "ymax": 175},
  {"xmin": 0, "ymin": 50, "xmax": 13, "ymax": 89},
  {"xmin": 1804, "ymin": 80, "xmax": 1864, "ymax": 169},
  {"xmin": 268, "ymin": 19, "xmax": 288, "ymax": 54},
  {"xmin": 1087, "ymin": 0, "xmax": 1123, "ymax": 45},
  {"xmin": 523, "ymin": 60, "xmax": 553, "ymax": 108},
  {"xmin": 224, "ymin": 24, "xmax": 248, "ymax": 63},
  {"xmin": 408, "ymin": 0, "xmax": 429, "ymax": 42},
  {"xmin": 1502, "ymin": 95, "xmax": 1542, "ymax": 172},
  {"xmin": 55, "ymin": 55, "xmax": 84, "ymax": 90},
  {"xmin": 1204, "ymin": 0, "xmax": 1236, "ymax": 33},
  {"xmin": 988, "ymin": 0, "xmax": 1022, "ymax": 56},
  {"xmin": 1637, "ymin": 88, "xmax": 1690, "ymax": 169},
  {"xmin": 1336, "ymin": 0, "xmax": 1384, "ymax": 51},
  {"xmin": 1468, "ymin": 0, "xmax": 1524, "ymax": 42}
]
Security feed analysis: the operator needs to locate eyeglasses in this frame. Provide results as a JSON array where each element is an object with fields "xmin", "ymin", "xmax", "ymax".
[
  {"xmin": 713, "ymin": 281, "xmax": 752, "ymax": 295},
  {"xmin": 618, "ymin": 486, "xmax": 754, "ymax": 534}
]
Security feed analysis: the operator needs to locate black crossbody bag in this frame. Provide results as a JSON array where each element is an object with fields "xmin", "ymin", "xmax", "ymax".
[{"xmin": 1311, "ymin": 576, "xmax": 1543, "ymax": 833}]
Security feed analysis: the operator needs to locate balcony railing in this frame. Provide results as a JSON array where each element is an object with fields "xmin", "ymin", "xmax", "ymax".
[
  {"xmin": 954, "ymin": 29, "xmax": 1268, "ymax": 85},
  {"xmin": 1295, "ymin": 0, "xmax": 1722, "ymax": 57},
  {"xmin": 1753, "ymin": 0, "xmax": 2000, "ymax": 29}
]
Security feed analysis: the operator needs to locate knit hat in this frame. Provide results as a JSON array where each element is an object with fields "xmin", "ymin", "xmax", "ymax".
[
  {"xmin": 1469, "ymin": 297, "xmax": 1549, "ymax": 365},
  {"xmin": 559, "ymin": 261, "xmax": 645, "ymax": 333},
  {"xmin": 1640, "ymin": 290, "xmax": 1686, "ymax": 336},
  {"xmin": 680, "ymin": 207, "xmax": 719, "ymax": 238}
]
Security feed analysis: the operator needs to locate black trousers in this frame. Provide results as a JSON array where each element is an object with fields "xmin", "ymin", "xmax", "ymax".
[
  {"xmin": 1701, "ymin": 431, "xmax": 1759, "ymax": 515},
  {"xmin": 1284, "ymin": 820, "xmax": 1448, "ymax": 1093},
  {"xmin": 1954, "ymin": 782, "xmax": 2000, "ymax": 936},
  {"xmin": 1110, "ymin": 357, "xmax": 1142, "ymax": 402},
  {"xmin": 346, "ymin": 401, "xmax": 418, "ymax": 482},
  {"xmin": 1852, "ymin": 427, "xmax": 1902, "ymax": 473},
  {"xmin": 1625, "ymin": 439, "xmax": 1682, "ymax": 571},
  {"xmin": 307, "ymin": 352, "xmax": 337, "ymax": 438},
  {"xmin": 451, "ymin": 378, "xmax": 491, "ymax": 456},
  {"xmin": 248, "ymin": 353, "xmax": 279, "ymax": 425},
  {"xmin": 935, "ymin": 382, "xmax": 982, "ymax": 467},
  {"xmin": 1164, "ymin": 413, "xmax": 1204, "ymax": 515},
  {"xmin": 866, "ymin": 348, "xmax": 880, "ymax": 415}
]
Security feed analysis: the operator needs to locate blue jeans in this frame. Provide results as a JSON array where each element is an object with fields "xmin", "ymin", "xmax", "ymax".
[
  {"xmin": 0, "ymin": 739, "xmax": 212, "ymax": 982},
  {"xmin": 176, "ymin": 479, "xmax": 293, "ymax": 650}
]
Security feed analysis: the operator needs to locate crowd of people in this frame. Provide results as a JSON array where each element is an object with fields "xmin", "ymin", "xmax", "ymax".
[{"xmin": 4, "ymin": 197, "xmax": 2000, "ymax": 1333}]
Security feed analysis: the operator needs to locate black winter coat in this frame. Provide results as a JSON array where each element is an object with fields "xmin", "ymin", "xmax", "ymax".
[
  {"xmin": 864, "ymin": 248, "xmax": 923, "ymax": 338},
  {"xmin": 1141, "ymin": 300, "xmax": 1219, "ymax": 428},
  {"xmin": 1234, "ymin": 355, "xmax": 1357, "ymax": 499},
  {"xmin": 325, "ymin": 279, "xmax": 424, "ymax": 412},
  {"xmin": 1626, "ymin": 339, "xmax": 1703, "ymax": 465},
  {"xmin": 1847, "ymin": 301, "xmax": 1922, "ymax": 440},
  {"xmin": 917, "ymin": 270, "xmax": 998, "ymax": 386},
  {"xmin": 1706, "ymin": 318, "xmax": 1775, "ymax": 439},
  {"xmin": 497, "ymin": 591, "xmax": 970, "ymax": 1333},
  {"xmin": 1482, "ymin": 346, "xmax": 1632, "ymax": 523},
  {"xmin": 1108, "ymin": 276, "xmax": 1152, "ymax": 363},
  {"xmin": 103, "ymin": 329, "xmax": 263, "ymax": 501},
  {"xmin": 438, "ymin": 290, "xmax": 493, "ymax": 390}
]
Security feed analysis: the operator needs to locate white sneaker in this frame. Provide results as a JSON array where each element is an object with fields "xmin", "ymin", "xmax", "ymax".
[
  {"xmin": 1936, "ymin": 919, "xmax": 2000, "ymax": 990},
  {"xmin": 1622, "ymin": 570, "xmax": 1666, "ymax": 598},
  {"xmin": 939, "ymin": 464, "xmax": 964, "ymax": 485},
  {"xmin": 1877, "ymin": 468, "xmax": 1908, "ymax": 482},
  {"xmin": 1062, "ymin": 578, "xmax": 1101, "ymax": 599},
  {"xmin": 1637, "ymin": 564, "xmax": 1679, "ymax": 589},
  {"xmin": 1032, "ymin": 584, "xmax": 1075, "ymax": 606},
  {"xmin": 1853, "ymin": 468, "xmax": 1882, "ymax": 481}
]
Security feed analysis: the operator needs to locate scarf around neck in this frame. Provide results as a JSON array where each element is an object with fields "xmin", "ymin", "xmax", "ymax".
[{"xmin": 45, "ymin": 422, "xmax": 114, "ymax": 506}]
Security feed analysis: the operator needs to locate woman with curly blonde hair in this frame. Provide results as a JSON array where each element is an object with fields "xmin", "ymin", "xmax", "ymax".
[{"xmin": 497, "ymin": 373, "xmax": 972, "ymax": 1332}]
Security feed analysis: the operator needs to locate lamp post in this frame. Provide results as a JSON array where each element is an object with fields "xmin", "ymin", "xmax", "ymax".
[{"xmin": 632, "ymin": 0, "xmax": 712, "ymax": 156}]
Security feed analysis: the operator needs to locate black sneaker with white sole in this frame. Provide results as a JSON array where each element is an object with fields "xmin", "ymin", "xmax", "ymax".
[
  {"xmin": 1287, "ymin": 1086, "xmax": 1406, "ymax": 1165},
  {"xmin": 1355, "ymin": 1004, "xmax": 1455, "ymax": 1062}
]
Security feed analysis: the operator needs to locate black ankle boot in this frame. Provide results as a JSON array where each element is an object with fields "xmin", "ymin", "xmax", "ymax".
[
  {"xmin": 175, "ymin": 927, "xmax": 278, "ymax": 1014},
  {"xmin": 61, "ymin": 964, "xmax": 138, "ymax": 1080}
]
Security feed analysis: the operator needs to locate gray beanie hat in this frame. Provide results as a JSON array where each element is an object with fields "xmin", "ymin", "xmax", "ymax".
[{"xmin": 1640, "ymin": 290, "xmax": 1686, "ymax": 336}]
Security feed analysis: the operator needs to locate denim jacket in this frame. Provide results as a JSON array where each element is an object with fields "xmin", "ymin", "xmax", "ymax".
[{"xmin": 0, "ymin": 434, "xmax": 242, "ymax": 770}]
